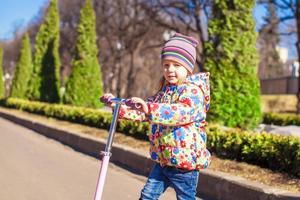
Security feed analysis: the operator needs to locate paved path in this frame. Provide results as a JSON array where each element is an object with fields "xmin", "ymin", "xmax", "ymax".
[
  {"xmin": 0, "ymin": 117, "xmax": 183, "ymax": 200},
  {"xmin": 256, "ymin": 124, "xmax": 300, "ymax": 137}
]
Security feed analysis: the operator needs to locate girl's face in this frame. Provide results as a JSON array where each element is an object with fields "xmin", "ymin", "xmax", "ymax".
[{"xmin": 162, "ymin": 59, "xmax": 188, "ymax": 85}]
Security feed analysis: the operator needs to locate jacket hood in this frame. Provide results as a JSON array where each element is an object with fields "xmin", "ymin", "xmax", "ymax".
[{"xmin": 186, "ymin": 72, "xmax": 210, "ymax": 112}]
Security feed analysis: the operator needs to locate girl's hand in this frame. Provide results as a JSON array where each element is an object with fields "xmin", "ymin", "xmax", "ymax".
[
  {"xmin": 100, "ymin": 93, "xmax": 115, "ymax": 107},
  {"xmin": 128, "ymin": 97, "xmax": 149, "ymax": 114}
]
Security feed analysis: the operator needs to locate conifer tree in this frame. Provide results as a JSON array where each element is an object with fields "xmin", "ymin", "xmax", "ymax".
[
  {"xmin": 11, "ymin": 33, "xmax": 33, "ymax": 98},
  {"xmin": 0, "ymin": 47, "xmax": 4, "ymax": 99},
  {"xmin": 64, "ymin": 0, "xmax": 103, "ymax": 108},
  {"xmin": 27, "ymin": 0, "xmax": 61, "ymax": 103},
  {"xmin": 204, "ymin": 0, "xmax": 262, "ymax": 129}
]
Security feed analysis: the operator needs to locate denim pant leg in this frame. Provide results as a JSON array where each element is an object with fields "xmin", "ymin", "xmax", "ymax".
[
  {"xmin": 164, "ymin": 168, "xmax": 199, "ymax": 200},
  {"xmin": 139, "ymin": 163, "xmax": 170, "ymax": 200}
]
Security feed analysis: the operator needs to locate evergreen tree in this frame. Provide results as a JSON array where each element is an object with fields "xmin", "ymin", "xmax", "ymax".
[
  {"xmin": 64, "ymin": 0, "xmax": 103, "ymax": 108},
  {"xmin": 27, "ymin": 0, "xmax": 61, "ymax": 103},
  {"xmin": 0, "ymin": 47, "xmax": 4, "ymax": 99},
  {"xmin": 204, "ymin": 0, "xmax": 262, "ymax": 129},
  {"xmin": 11, "ymin": 33, "xmax": 33, "ymax": 98}
]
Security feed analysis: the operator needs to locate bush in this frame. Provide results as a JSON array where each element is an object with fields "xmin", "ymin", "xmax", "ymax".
[
  {"xmin": 204, "ymin": 0, "xmax": 262, "ymax": 129},
  {"xmin": 207, "ymin": 125, "xmax": 300, "ymax": 177},
  {"xmin": 263, "ymin": 112, "xmax": 300, "ymax": 126},
  {"xmin": 1, "ymin": 98, "xmax": 299, "ymax": 177},
  {"xmin": 0, "ymin": 47, "xmax": 4, "ymax": 99},
  {"xmin": 27, "ymin": 0, "xmax": 61, "ymax": 103},
  {"xmin": 63, "ymin": 0, "xmax": 103, "ymax": 108},
  {"xmin": 2, "ymin": 98, "xmax": 148, "ymax": 140},
  {"xmin": 10, "ymin": 33, "xmax": 33, "ymax": 99}
]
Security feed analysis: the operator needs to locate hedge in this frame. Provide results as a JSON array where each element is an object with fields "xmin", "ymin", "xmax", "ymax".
[
  {"xmin": 263, "ymin": 112, "xmax": 300, "ymax": 126},
  {"xmin": 0, "ymin": 98, "xmax": 148, "ymax": 140},
  {"xmin": 1, "ymin": 98, "xmax": 299, "ymax": 177},
  {"xmin": 207, "ymin": 125, "xmax": 300, "ymax": 177}
]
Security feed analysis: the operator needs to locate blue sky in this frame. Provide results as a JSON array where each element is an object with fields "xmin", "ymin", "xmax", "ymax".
[
  {"xmin": 0, "ymin": 0, "xmax": 296, "ymax": 58},
  {"xmin": 0, "ymin": 0, "xmax": 48, "ymax": 40},
  {"xmin": 0, "ymin": 0, "xmax": 267, "ymax": 40}
]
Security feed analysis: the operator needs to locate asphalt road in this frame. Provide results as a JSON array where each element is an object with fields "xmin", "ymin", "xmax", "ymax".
[{"xmin": 0, "ymin": 117, "xmax": 181, "ymax": 200}]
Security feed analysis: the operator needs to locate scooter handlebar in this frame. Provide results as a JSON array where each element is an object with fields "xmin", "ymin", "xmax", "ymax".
[
  {"xmin": 124, "ymin": 99, "xmax": 142, "ymax": 110},
  {"xmin": 99, "ymin": 97, "xmax": 142, "ymax": 110}
]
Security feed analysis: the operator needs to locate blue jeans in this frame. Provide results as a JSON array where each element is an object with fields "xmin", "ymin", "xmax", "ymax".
[{"xmin": 139, "ymin": 163, "xmax": 199, "ymax": 200}]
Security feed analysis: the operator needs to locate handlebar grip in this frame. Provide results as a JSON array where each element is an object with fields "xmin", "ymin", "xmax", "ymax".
[
  {"xmin": 100, "ymin": 96, "xmax": 142, "ymax": 109},
  {"xmin": 125, "ymin": 99, "xmax": 142, "ymax": 110},
  {"xmin": 99, "ymin": 96, "xmax": 112, "ymax": 104}
]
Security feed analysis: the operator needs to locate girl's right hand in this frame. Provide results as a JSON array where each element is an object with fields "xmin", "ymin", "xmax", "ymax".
[
  {"xmin": 127, "ymin": 97, "xmax": 149, "ymax": 114},
  {"xmin": 100, "ymin": 93, "xmax": 115, "ymax": 107}
]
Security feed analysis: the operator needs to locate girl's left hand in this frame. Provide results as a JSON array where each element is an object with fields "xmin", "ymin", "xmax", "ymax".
[
  {"xmin": 100, "ymin": 93, "xmax": 116, "ymax": 107},
  {"xmin": 128, "ymin": 97, "xmax": 149, "ymax": 114}
]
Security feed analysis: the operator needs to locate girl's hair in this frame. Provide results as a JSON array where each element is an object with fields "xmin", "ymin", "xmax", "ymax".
[{"xmin": 156, "ymin": 76, "xmax": 166, "ymax": 95}]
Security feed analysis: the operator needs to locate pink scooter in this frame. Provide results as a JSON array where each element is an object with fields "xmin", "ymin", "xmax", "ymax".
[{"xmin": 94, "ymin": 97, "xmax": 141, "ymax": 200}]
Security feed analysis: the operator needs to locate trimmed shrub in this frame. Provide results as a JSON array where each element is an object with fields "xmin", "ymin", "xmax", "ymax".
[
  {"xmin": 2, "ymin": 98, "xmax": 148, "ymax": 140},
  {"xmin": 207, "ymin": 125, "xmax": 300, "ymax": 177},
  {"xmin": 27, "ymin": 0, "xmax": 61, "ymax": 103},
  {"xmin": 63, "ymin": 0, "xmax": 103, "ymax": 108},
  {"xmin": 263, "ymin": 112, "xmax": 300, "ymax": 126},
  {"xmin": 0, "ymin": 47, "xmax": 4, "ymax": 99},
  {"xmin": 204, "ymin": 0, "xmax": 262, "ymax": 129},
  {"xmin": 1, "ymin": 98, "xmax": 299, "ymax": 177},
  {"xmin": 11, "ymin": 33, "xmax": 33, "ymax": 99}
]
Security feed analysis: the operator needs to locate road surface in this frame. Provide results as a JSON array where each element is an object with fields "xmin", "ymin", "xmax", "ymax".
[
  {"xmin": 0, "ymin": 117, "xmax": 205, "ymax": 200},
  {"xmin": 0, "ymin": 117, "xmax": 207, "ymax": 200}
]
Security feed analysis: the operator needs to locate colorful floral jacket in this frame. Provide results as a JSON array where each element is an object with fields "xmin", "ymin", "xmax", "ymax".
[{"xmin": 119, "ymin": 72, "xmax": 211, "ymax": 171}]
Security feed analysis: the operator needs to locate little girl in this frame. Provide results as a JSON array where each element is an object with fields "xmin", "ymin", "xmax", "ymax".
[{"xmin": 102, "ymin": 33, "xmax": 211, "ymax": 200}]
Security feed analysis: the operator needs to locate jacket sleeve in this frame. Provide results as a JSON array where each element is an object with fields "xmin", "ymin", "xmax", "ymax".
[
  {"xmin": 147, "ymin": 84, "xmax": 205, "ymax": 126},
  {"xmin": 118, "ymin": 105, "xmax": 147, "ymax": 122}
]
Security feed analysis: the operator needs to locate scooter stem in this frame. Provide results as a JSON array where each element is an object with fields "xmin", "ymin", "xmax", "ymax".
[{"xmin": 93, "ymin": 101, "xmax": 121, "ymax": 200}]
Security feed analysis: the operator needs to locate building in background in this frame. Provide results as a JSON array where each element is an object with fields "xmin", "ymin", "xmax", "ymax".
[
  {"xmin": 276, "ymin": 46, "xmax": 288, "ymax": 63},
  {"xmin": 260, "ymin": 46, "xmax": 299, "ymax": 95},
  {"xmin": 274, "ymin": 46, "xmax": 299, "ymax": 78},
  {"xmin": 291, "ymin": 61, "xmax": 299, "ymax": 77}
]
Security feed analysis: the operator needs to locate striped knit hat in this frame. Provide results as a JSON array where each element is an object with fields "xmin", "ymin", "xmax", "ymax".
[{"xmin": 161, "ymin": 33, "xmax": 198, "ymax": 74}]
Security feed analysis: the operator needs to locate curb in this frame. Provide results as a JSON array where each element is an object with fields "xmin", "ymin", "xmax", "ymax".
[{"xmin": 0, "ymin": 109, "xmax": 299, "ymax": 200}]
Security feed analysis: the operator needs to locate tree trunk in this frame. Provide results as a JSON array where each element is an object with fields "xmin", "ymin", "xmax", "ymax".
[
  {"xmin": 125, "ymin": 51, "xmax": 136, "ymax": 97},
  {"xmin": 193, "ymin": 0, "xmax": 206, "ymax": 71},
  {"xmin": 116, "ymin": 56, "xmax": 122, "ymax": 97}
]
